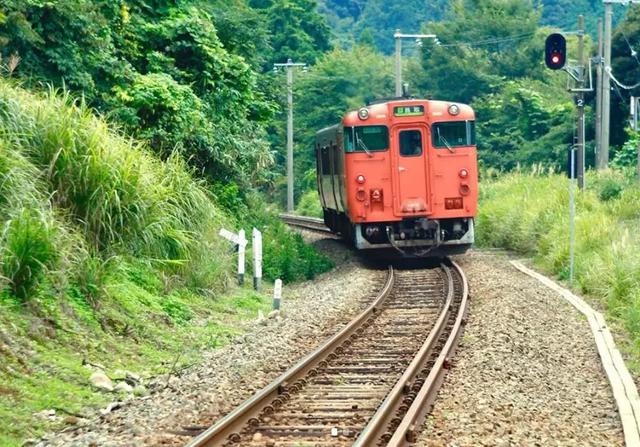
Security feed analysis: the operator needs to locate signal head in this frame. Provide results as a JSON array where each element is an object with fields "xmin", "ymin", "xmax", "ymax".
[{"xmin": 545, "ymin": 33, "xmax": 566, "ymax": 70}]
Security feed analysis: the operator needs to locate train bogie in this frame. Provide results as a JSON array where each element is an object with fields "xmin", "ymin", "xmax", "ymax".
[{"xmin": 316, "ymin": 98, "xmax": 478, "ymax": 257}]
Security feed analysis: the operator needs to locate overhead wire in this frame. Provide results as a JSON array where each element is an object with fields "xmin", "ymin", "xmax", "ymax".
[
  {"xmin": 438, "ymin": 31, "xmax": 537, "ymax": 48},
  {"xmin": 605, "ymin": 66, "xmax": 640, "ymax": 90},
  {"xmin": 619, "ymin": 27, "xmax": 640, "ymax": 67}
]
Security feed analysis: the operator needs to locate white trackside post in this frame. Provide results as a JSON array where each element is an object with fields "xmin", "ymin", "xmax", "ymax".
[
  {"xmin": 238, "ymin": 229, "xmax": 246, "ymax": 285},
  {"xmin": 252, "ymin": 228, "xmax": 262, "ymax": 291},
  {"xmin": 273, "ymin": 279, "xmax": 282, "ymax": 310}
]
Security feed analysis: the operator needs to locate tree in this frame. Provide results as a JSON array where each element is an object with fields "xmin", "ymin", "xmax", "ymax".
[
  {"xmin": 288, "ymin": 46, "xmax": 393, "ymax": 194},
  {"xmin": 610, "ymin": 5, "xmax": 640, "ymax": 150},
  {"xmin": 251, "ymin": 0, "xmax": 332, "ymax": 65},
  {"xmin": 472, "ymin": 80, "xmax": 574, "ymax": 170},
  {"xmin": 0, "ymin": 0, "xmax": 276, "ymax": 185}
]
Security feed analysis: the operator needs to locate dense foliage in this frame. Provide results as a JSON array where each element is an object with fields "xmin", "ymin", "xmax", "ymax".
[
  {"xmin": 0, "ymin": 0, "xmax": 331, "ymax": 186},
  {"xmin": 318, "ymin": 0, "xmax": 612, "ymax": 53}
]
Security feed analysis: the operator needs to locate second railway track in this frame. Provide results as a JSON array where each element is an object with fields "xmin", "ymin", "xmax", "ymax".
[
  {"xmin": 279, "ymin": 213, "xmax": 333, "ymax": 234},
  {"xmin": 188, "ymin": 261, "xmax": 469, "ymax": 447}
]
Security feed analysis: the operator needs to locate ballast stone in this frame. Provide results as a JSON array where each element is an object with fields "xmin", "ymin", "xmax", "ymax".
[{"xmin": 90, "ymin": 371, "xmax": 114, "ymax": 392}]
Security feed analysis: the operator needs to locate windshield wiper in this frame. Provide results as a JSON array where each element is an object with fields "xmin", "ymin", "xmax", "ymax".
[
  {"xmin": 356, "ymin": 134, "xmax": 373, "ymax": 157},
  {"xmin": 437, "ymin": 128, "xmax": 456, "ymax": 153}
]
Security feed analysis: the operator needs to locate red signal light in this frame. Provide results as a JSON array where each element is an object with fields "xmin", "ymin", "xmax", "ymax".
[{"xmin": 545, "ymin": 33, "xmax": 566, "ymax": 70}]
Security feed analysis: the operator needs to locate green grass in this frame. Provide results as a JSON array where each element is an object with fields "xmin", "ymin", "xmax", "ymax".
[
  {"xmin": 477, "ymin": 167, "xmax": 640, "ymax": 371},
  {"xmin": 0, "ymin": 275, "xmax": 274, "ymax": 445},
  {"xmin": 0, "ymin": 80, "xmax": 334, "ymax": 444}
]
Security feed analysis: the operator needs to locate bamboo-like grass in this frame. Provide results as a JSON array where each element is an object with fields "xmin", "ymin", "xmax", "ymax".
[{"xmin": 0, "ymin": 80, "xmax": 227, "ymax": 300}]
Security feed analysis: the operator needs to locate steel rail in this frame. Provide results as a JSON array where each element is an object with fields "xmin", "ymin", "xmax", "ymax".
[
  {"xmin": 353, "ymin": 263, "xmax": 456, "ymax": 446},
  {"xmin": 279, "ymin": 213, "xmax": 332, "ymax": 233},
  {"xmin": 385, "ymin": 260, "xmax": 469, "ymax": 446},
  {"xmin": 186, "ymin": 266, "xmax": 395, "ymax": 447}
]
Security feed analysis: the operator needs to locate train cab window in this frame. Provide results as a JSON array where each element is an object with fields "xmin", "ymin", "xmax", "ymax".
[
  {"xmin": 344, "ymin": 126, "xmax": 389, "ymax": 153},
  {"xmin": 399, "ymin": 130, "xmax": 423, "ymax": 156},
  {"xmin": 433, "ymin": 121, "xmax": 476, "ymax": 149}
]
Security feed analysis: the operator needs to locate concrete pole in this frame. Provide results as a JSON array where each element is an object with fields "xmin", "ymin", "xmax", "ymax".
[
  {"xmin": 602, "ymin": 2, "xmax": 613, "ymax": 168},
  {"xmin": 286, "ymin": 60, "xmax": 294, "ymax": 212},
  {"xmin": 395, "ymin": 29, "xmax": 402, "ymax": 97},
  {"xmin": 577, "ymin": 15, "xmax": 586, "ymax": 190},
  {"xmin": 595, "ymin": 18, "xmax": 604, "ymax": 168}
]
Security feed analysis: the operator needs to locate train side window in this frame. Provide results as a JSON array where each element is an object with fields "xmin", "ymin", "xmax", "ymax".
[
  {"xmin": 433, "ymin": 121, "xmax": 475, "ymax": 148},
  {"xmin": 344, "ymin": 126, "xmax": 388, "ymax": 153},
  {"xmin": 399, "ymin": 130, "xmax": 422, "ymax": 156}
]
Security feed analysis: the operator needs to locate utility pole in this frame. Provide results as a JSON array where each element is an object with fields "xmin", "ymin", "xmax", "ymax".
[
  {"xmin": 577, "ymin": 15, "xmax": 586, "ymax": 190},
  {"xmin": 273, "ymin": 58, "xmax": 307, "ymax": 212},
  {"xmin": 595, "ymin": 18, "xmax": 604, "ymax": 167},
  {"xmin": 394, "ymin": 30, "xmax": 437, "ymax": 96},
  {"xmin": 602, "ymin": 1, "xmax": 613, "ymax": 168}
]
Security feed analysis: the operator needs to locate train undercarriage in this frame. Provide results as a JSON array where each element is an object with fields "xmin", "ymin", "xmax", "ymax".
[{"xmin": 323, "ymin": 210, "xmax": 474, "ymax": 257}]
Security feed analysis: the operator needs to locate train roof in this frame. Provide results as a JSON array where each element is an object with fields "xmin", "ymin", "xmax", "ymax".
[{"xmin": 343, "ymin": 98, "xmax": 474, "ymax": 126}]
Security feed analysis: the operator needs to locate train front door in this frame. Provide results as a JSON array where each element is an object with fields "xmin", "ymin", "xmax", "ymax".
[{"xmin": 391, "ymin": 125, "xmax": 430, "ymax": 216}]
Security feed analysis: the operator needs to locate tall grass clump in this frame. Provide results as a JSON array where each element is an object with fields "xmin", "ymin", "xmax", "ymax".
[
  {"xmin": 1, "ymin": 208, "xmax": 59, "ymax": 299},
  {"xmin": 477, "ymin": 168, "xmax": 640, "ymax": 358},
  {"xmin": 0, "ymin": 80, "xmax": 232, "ymax": 301},
  {"xmin": 0, "ymin": 82, "xmax": 222, "ymax": 261}
]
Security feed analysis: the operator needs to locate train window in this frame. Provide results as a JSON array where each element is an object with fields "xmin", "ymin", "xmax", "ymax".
[
  {"xmin": 399, "ymin": 130, "xmax": 423, "ymax": 156},
  {"xmin": 432, "ymin": 121, "xmax": 476, "ymax": 148},
  {"xmin": 344, "ymin": 126, "xmax": 389, "ymax": 153}
]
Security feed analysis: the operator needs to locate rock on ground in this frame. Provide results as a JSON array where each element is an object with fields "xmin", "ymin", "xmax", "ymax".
[{"xmin": 417, "ymin": 250, "xmax": 624, "ymax": 447}]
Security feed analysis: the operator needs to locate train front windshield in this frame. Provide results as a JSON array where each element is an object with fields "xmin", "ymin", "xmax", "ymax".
[
  {"xmin": 432, "ymin": 121, "xmax": 475, "ymax": 148},
  {"xmin": 344, "ymin": 126, "xmax": 389, "ymax": 153}
]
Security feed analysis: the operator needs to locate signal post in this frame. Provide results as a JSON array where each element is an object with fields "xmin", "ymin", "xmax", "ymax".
[{"xmin": 576, "ymin": 16, "xmax": 586, "ymax": 191}]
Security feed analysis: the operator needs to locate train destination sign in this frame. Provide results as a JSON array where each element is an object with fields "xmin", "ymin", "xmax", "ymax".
[{"xmin": 394, "ymin": 105, "xmax": 425, "ymax": 117}]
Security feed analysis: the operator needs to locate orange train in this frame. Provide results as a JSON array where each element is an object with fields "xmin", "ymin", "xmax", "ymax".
[{"xmin": 315, "ymin": 98, "xmax": 477, "ymax": 256}]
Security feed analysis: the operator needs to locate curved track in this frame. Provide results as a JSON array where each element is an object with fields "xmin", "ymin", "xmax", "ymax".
[{"xmin": 187, "ymin": 262, "xmax": 469, "ymax": 447}]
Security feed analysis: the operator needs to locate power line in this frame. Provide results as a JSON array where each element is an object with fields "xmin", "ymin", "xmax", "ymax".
[
  {"xmin": 619, "ymin": 28, "xmax": 640, "ymax": 67},
  {"xmin": 605, "ymin": 65, "xmax": 640, "ymax": 90},
  {"xmin": 438, "ymin": 32, "xmax": 537, "ymax": 48}
]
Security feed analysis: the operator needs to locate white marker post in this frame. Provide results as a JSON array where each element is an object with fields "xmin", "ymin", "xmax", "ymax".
[
  {"xmin": 219, "ymin": 228, "xmax": 248, "ymax": 285},
  {"xmin": 252, "ymin": 228, "xmax": 262, "ymax": 291},
  {"xmin": 273, "ymin": 279, "xmax": 282, "ymax": 310},
  {"xmin": 238, "ymin": 229, "xmax": 246, "ymax": 285}
]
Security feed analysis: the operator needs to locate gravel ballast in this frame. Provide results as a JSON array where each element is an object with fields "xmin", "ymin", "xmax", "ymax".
[
  {"xmin": 42, "ymin": 238, "xmax": 385, "ymax": 447},
  {"xmin": 418, "ymin": 250, "xmax": 625, "ymax": 446}
]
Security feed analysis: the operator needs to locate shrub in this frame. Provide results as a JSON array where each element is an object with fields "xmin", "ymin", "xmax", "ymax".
[
  {"xmin": 296, "ymin": 190, "xmax": 322, "ymax": 218},
  {"xmin": 1, "ymin": 208, "xmax": 59, "ymax": 300}
]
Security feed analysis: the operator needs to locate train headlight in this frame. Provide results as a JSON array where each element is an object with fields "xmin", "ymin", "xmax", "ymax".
[
  {"xmin": 358, "ymin": 108, "xmax": 370, "ymax": 120},
  {"xmin": 459, "ymin": 168, "xmax": 469, "ymax": 179},
  {"xmin": 448, "ymin": 104, "xmax": 460, "ymax": 116},
  {"xmin": 356, "ymin": 174, "xmax": 366, "ymax": 184}
]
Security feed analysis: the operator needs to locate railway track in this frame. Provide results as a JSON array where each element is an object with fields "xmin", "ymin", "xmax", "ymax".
[
  {"xmin": 187, "ymin": 262, "xmax": 469, "ymax": 447},
  {"xmin": 279, "ymin": 213, "xmax": 332, "ymax": 234}
]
